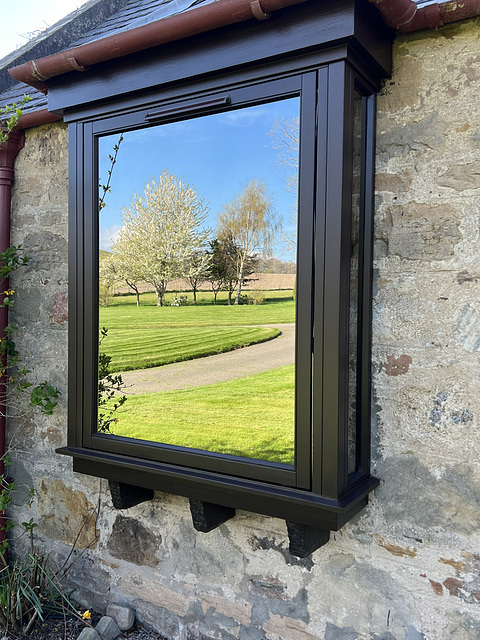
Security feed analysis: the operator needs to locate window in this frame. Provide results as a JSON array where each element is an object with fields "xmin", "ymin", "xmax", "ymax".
[
  {"xmin": 57, "ymin": 2, "xmax": 392, "ymax": 550},
  {"xmin": 93, "ymin": 79, "xmax": 306, "ymax": 487}
]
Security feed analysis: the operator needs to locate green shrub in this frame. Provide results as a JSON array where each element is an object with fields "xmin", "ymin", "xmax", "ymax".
[
  {"xmin": 249, "ymin": 290, "xmax": 265, "ymax": 305},
  {"xmin": 171, "ymin": 295, "xmax": 188, "ymax": 307},
  {"xmin": 99, "ymin": 282, "xmax": 113, "ymax": 307}
]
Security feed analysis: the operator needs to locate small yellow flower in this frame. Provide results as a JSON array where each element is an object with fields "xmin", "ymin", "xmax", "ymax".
[
  {"xmin": 3, "ymin": 290, "xmax": 14, "ymax": 296},
  {"xmin": 82, "ymin": 610, "xmax": 92, "ymax": 620}
]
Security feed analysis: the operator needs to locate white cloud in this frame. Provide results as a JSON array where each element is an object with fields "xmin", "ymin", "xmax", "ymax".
[
  {"xmin": 218, "ymin": 107, "xmax": 269, "ymax": 128},
  {"xmin": 100, "ymin": 225, "xmax": 121, "ymax": 251}
]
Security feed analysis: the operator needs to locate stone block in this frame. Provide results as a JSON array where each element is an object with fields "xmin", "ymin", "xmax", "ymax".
[
  {"xmin": 377, "ymin": 54, "xmax": 422, "ymax": 112},
  {"xmin": 376, "ymin": 113, "xmax": 448, "ymax": 158},
  {"xmin": 107, "ymin": 515, "xmax": 160, "ymax": 566},
  {"xmin": 375, "ymin": 171, "xmax": 413, "ymax": 194},
  {"xmin": 36, "ymin": 478, "xmax": 98, "ymax": 548},
  {"xmin": 77, "ymin": 628, "xmax": 100, "ymax": 640},
  {"xmin": 263, "ymin": 613, "xmax": 318, "ymax": 640},
  {"xmin": 96, "ymin": 615, "xmax": 121, "ymax": 640},
  {"xmin": 106, "ymin": 602, "xmax": 135, "ymax": 631},
  {"xmin": 50, "ymin": 291, "xmax": 68, "ymax": 324},
  {"xmin": 384, "ymin": 202, "xmax": 459, "ymax": 261},
  {"xmin": 118, "ymin": 574, "xmax": 189, "ymax": 616},
  {"xmin": 437, "ymin": 160, "xmax": 480, "ymax": 191},
  {"xmin": 68, "ymin": 556, "xmax": 112, "ymax": 611},
  {"xmin": 453, "ymin": 305, "xmax": 480, "ymax": 352}
]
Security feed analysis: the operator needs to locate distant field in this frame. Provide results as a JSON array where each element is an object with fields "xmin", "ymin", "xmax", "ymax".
[
  {"xmin": 100, "ymin": 289, "xmax": 295, "ymax": 328},
  {"xmin": 114, "ymin": 273, "xmax": 296, "ymax": 295}
]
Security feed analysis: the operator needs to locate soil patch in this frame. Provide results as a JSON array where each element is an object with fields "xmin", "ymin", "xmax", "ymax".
[{"xmin": 4, "ymin": 615, "xmax": 166, "ymax": 640}]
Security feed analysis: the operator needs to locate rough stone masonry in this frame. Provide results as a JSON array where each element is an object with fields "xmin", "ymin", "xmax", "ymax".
[{"xmin": 6, "ymin": 17, "xmax": 480, "ymax": 640}]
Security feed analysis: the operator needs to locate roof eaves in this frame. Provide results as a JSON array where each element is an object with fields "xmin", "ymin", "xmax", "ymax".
[{"xmin": 8, "ymin": 0, "xmax": 310, "ymax": 93}]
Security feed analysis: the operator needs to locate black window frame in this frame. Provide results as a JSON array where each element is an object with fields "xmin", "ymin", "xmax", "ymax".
[
  {"xmin": 56, "ymin": 0, "xmax": 393, "ymax": 531},
  {"xmin": 88, "ymin": 74, "xmax": 312, "ymax": 489}
]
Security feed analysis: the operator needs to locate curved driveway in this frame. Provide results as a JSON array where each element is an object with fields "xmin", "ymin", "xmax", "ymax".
[{"xmin": 120, "ymin": 323, "xmax": 295, "ymax": 394}]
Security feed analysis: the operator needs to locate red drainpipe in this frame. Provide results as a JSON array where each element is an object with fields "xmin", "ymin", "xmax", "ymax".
[
  {"xmin": 369, "ymin": 0, "xmax": 480, "ymax": 32},
  {"xmin": 0, "ymin": 129, "xmax": 24, "ymax": 559}
]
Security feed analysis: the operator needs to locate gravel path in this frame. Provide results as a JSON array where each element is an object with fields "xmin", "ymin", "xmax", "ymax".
[{"xmin": 120, "ymin": 323, "xmax": 295, "ymax": 394}]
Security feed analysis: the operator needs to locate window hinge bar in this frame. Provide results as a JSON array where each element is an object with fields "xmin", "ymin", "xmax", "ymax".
[{"xmin": 145, "ymin": 95, "xmax": 231, "ymax": 122}]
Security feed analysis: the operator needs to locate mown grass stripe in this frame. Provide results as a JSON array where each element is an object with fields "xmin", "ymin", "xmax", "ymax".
[{"xmin": 102, "ymin": 325, "xmax": 280, "ymax": 372}]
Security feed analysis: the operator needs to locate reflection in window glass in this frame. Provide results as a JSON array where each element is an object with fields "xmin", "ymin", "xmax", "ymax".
[
  {"xmin": 348, "ymin": 92, "xmax": 362, "ymax": 475},
  {"xmin": 97, "ymin": 98, "xmax": 300, "ymax": 465}
]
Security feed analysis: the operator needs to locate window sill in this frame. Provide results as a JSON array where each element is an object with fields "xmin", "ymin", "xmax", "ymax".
[{"xmin": 57, "ymin": 445, "xmax": 379, "ymax": 530}]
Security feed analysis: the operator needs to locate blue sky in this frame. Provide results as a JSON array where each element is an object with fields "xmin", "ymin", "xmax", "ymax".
[
  {"xmin": 0, "ymin": 0, "xmax": 90, "ymax": 59},
  {"xmin": 99, "ymin": 97, "xmax": 299, "ymax": 259}
]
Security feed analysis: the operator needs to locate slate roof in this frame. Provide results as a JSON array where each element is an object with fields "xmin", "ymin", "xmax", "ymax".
[
  {"xmin": 70, "ymin": 0, "xmax": 215, "ymax": 47},
  {"xmin": 0, "ymin": 83, "xmax": 46, "ymax": 114}
]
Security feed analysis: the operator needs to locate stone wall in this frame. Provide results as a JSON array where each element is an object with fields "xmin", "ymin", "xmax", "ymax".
[{"xmin": 6, "ymin": 17, "xmax": 480, "ymax": 640}]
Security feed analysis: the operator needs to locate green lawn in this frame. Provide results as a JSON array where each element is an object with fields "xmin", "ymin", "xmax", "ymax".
[
  {"xmin": 109, "ymin": 365, "xmax": 295, "ymax": 464},
  {"xmin": 99, "ymin": 291, "xmax": 295, "ymax": 463},
  {"xmin": 99, "ymin": 289, "xmax": 295, "ymax": 372},
  {"xmin": 101, "ymin": 289, "xmax": 295, "ymax": 328}
]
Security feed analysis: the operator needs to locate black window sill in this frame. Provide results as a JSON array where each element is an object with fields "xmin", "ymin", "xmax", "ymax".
[{"xmin": 57, "ymin": 445, "xmax": 379, "ymax": 530}]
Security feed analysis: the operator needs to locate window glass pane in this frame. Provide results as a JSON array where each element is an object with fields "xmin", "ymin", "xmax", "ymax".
[{"xmin": 97, "ymin": 97, "xmax": 299, "ymax": 466}]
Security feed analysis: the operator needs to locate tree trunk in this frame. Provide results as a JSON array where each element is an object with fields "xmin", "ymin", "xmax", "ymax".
[
  {"xmin": 193, "ymin": 286, "xmax": 197, "ymax": 304},
  {"xmin": 234, "ymin": 264, "xmax": 245, "ymax": 305},
  {"xmin": 127, "ymin": 280, "xmax": 140, "ymax": 307},
  {"xmin": 210, "ymin": 282, "xmax": 218, "ymax": 304}
]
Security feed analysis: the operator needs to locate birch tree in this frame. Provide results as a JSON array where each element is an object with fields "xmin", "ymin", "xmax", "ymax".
[
  {"xmin": 268, "ymin": 116, "xmax": 299, "ymax": 193},
  {"xmin": 217, "ymin": 179, "xmax": 279, "ymax": 305},
  {"xmin": 115, "ymin": 171, "xmax": 210, "ymax": 306},
  {"xmin": 268, "ymin": 116, "xmax": 299, "ymax": 257}
]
